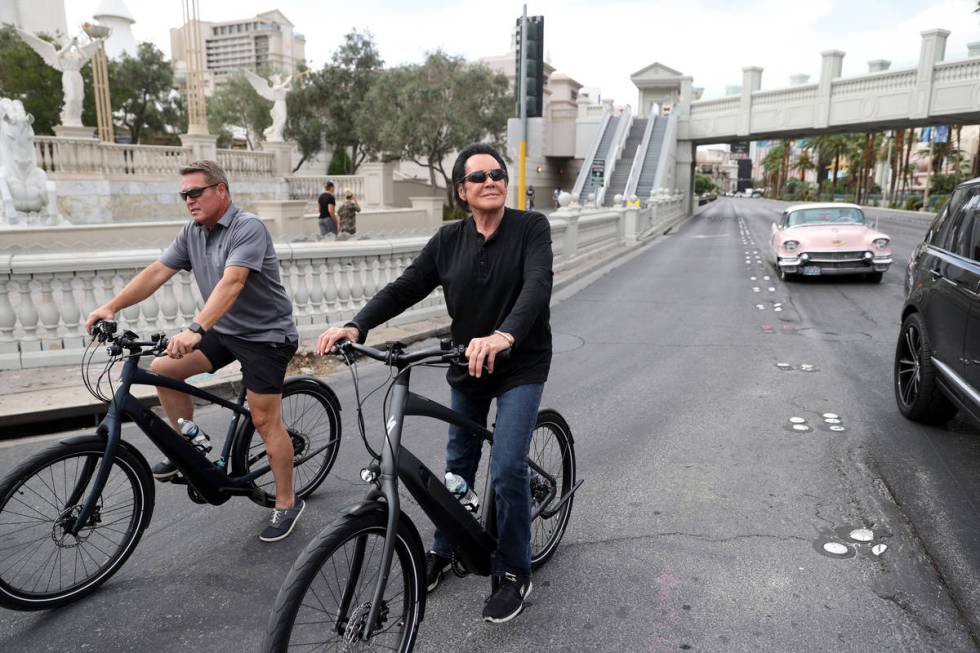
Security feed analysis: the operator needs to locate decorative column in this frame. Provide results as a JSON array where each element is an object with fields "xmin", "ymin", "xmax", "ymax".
[
  {"xmin": 179, "ymin": 0, "xmax": 217, "ymax": 160},
  {"xmin": 83, "ymin": 23, "xmax": 114, "ymax": 143},
  {"xmin": 911, "ymin": 29, "xmax": 950, "ymax": 120},
  {"xmin": 816, "ymin": 50, "xmax": 845, "ymax": 129},
  {"xmin": 736, "ymin": 67, "xmax": 763, "ymax": 137},
  {"xmin": 361, "ymin": 161, "xmax": 396, "ymax": 208}
]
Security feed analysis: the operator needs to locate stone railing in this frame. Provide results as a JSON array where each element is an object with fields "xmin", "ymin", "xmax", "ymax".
[
  {"xmin": 216, "ymin": 148, "xmax": 275, "ymax": 177},
  {"xmin": 933, "ymin": 57, "xmax": 980, "ymax": 83},
  {"xmin": 0, "ymin": 201, "xmax": 684, "ymax": 369},
  {"xmin": 35, "ymin": 138, "xmax": 192, "ymax": 177},
  {"xmin": 287, "ymin": 175, "xmax": 366, "ymax": 202},
  {"xmin": 830, "ymin": 69, "xmax": 916, "ymax": 96}
]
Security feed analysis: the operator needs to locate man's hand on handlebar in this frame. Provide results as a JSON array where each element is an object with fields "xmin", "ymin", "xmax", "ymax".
[
  {"xmin": 85, "ymin": 306, "xmax": 116, "ymax": 335},
  {"xmin": 465, "ymin": 332, "xmax": 511, "ymax": 378},
  {"xmin": 166, "ymin": 329, "xmax": 202, "ymax": 359},
  {"xmin": 316, "ymin": 326, "xmax": 360, "ymax": 356}
]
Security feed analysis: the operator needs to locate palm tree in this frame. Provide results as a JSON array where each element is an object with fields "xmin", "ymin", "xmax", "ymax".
[
  {"xmin": 793, "ymin": 150, "xmax": 815, "ymax": 182},
  {"xmin": 761, "ymin": 142, "xmax": 787, "ymax": 195}
]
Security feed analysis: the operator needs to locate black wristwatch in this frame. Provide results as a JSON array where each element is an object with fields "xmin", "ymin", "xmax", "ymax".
[{"xmin": 188, "ymin": 322, "xmax": 207, "ymax": 336}]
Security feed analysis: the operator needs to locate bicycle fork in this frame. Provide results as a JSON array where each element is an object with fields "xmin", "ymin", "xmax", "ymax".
[{"xmin": 358, "ymin": 379, "xmax": 408, "ymax": 641}]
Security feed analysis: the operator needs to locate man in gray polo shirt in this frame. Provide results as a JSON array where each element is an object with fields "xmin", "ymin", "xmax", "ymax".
[{"xmin": 85, "ymin": 160, "xmax": 304, "ymax": 542}]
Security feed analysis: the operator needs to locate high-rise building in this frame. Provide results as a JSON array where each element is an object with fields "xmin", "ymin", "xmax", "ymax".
[{"xmin": 170, "ymin": 9, "xmax": 306, "ymax": 94}]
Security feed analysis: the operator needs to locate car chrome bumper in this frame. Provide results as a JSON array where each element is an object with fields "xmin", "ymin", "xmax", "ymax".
[{"xmin": 777, "ymin": 255, "xmax": 891, "ymax": 274}]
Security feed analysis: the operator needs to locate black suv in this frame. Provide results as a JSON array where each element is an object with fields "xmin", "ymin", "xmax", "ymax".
[{"xmin": 894, "ymin": 177, "xmax": 980, "ymax": 425}]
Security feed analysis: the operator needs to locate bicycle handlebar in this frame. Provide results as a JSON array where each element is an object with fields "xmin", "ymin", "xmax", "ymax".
[
  {"xmin": 333, "ymin": 338, "xmax": 510, "ymax": 368},
  {"xmin": 91, "ymin": 320, "xmax": 169, "ymax": 356}
]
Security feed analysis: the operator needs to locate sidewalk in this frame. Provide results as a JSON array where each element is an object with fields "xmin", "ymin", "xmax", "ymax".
[{"xmin": 0, "ymin": 228, "xmax": 666, "ymax": 438}]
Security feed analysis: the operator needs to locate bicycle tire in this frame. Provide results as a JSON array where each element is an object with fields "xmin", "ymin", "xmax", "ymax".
[
  {"xmin": 233, "ymin": 381, "xmax": 342, "ymax": 508},
  {"xmin": 529, "ymin": 409, "xmax": 576, "ymax": 570},
  {"xmin": 0, "ymin": 440, "xmax": 154, "ymax": 611},
  {"xmin": 263, "ymin": 511, "xmax": 423, "ymax": 652}
]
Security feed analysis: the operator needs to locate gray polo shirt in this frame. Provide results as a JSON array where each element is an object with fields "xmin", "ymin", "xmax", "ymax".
[{"xmin": 161, "ymin": 203, "xmax": 298, "ymax": 343}]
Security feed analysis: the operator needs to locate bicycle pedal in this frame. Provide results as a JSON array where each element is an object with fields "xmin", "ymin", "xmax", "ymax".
[{"xmin": 167, "ymin": 474, "xmax": 188, "ymax": 486}]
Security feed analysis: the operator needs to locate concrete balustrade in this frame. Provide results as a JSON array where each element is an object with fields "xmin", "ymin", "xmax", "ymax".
[{"xmin": 0, "ymin": 198, "xmax": 688, "ymax": 369}]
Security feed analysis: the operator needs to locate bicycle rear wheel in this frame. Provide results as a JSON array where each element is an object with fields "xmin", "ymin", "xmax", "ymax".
[
  {"xmin": 234, "ymin": 381, "xmax": 341, "ymax": 507},
  {"xmin": 0, "ymin": 440, "xmax": 154, "ymax": 610},
  {"xmin": 529, "ymin": 409, "xmax": 576, "ymax": 570},
  {"xmin": 263, "ymin": 511, "xmax": 423, "ymax": 652}
]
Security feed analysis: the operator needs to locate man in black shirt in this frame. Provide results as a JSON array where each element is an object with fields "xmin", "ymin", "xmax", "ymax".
[
  {"xmin": 316, "ymin": 143, "xmax": 552, "ymax": 624},
  {"xmin": 317, "ymin": 181, "xmax": 338, "ymax": 237}
]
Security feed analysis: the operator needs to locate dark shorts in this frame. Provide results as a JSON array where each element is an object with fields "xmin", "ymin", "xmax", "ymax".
[
  {"xmin": 198, "ymin": 331, "xmax": 298, "ymax": 394},
  {"xmin": 318, "ymin": 217, "xmax": 337, "ymax": 236}
]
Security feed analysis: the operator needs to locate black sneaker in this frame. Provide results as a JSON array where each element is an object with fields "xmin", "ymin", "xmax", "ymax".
[
  {"xmin": 425, "ymin": 551, "xmax": 452, "ymax": 592},
  {"xmin": 482, "ymin": 573, "xmax": 532, "ymax": 623},
  {"xmin": 259, "ymin": 499, "xmax": 306, "ymax": 542},
  {"xmin": 151, "ymin": 459, "xmax": 178, "ymax": 481}
]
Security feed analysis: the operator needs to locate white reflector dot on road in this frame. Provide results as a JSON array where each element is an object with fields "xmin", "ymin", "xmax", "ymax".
[
  {"xmin": 774, "ymin": 307, "xmax": 783, "ymax": 312},
  {"xmin": 822, "ymin": 413, "xmax": 839, "ymax": 419},
  {"xmin": 776, "ymin": 363, "xmax": 791, "ymax": 369},
  {"xmin": 823, "ymin": 542, "xmax": 849, "ymax": 555},
  {"xmin": 793, "ymin": 424, "xmax": 810, "ymax": 432},
  {"xmin": 850, "ymin": 528, "xmax": 873, "ymax": 542},
  {"xmin": 824, "ymin": 418, "xmax": 841, "ymax": 424},
  {"xmin": 872, "ymin": 544, "xmax": 887, "ymax": 556},
  {"xmin": 829, "ymin": 425, "xmax": 846, "ymax": 432},
  {"xmin": 789, "ymin": 417, "xmax": 806, "ymax": 424}
]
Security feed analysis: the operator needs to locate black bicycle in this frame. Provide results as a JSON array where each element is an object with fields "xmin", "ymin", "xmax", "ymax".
[
  {"xmin": 0, "ymin": 320, "xmax": 342, "ymax": 611},
  {"xmin": 263, "ymin": 338, "xmax": 581, "ymax": 651}
]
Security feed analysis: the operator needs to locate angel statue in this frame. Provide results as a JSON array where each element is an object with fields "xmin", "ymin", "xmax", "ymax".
[
  {"xmin": 243, "ymin": 70, "xmax": 295, "ymax": 143},
  {"xmin": 16, "ymin": 29, "xmax": 101, "ymax": 128}
]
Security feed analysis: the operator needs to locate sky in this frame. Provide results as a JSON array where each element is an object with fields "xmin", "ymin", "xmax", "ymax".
[{"xmin": 68, "ymin": 0, "xmax": 980, "ymax": 105}]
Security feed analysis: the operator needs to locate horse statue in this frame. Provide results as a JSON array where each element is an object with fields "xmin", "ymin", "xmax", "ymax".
[{"xmin": 0, "ymin": 98, "xmax": 62, "ymax": 227}]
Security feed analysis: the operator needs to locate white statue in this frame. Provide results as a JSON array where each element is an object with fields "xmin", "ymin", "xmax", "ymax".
[
  {"xmin": 15, "ymin": 29, "xmax": 101, "ymax": 129},
  {"xmin": 0, "ymin": 99, "xmax": 63, "ymax": 227},
  {"xmin": 243, "ymin": 70, "xmax": 294, "ymax": 143}
]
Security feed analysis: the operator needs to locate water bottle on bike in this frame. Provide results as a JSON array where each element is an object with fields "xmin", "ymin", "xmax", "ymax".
[
  {"xmin": 178, "ymin": 418, "xmax": 212, "ymax": 454},
  {"xmin": 445, "ymin": 472, "xmax": 479, "ymax": 513}
]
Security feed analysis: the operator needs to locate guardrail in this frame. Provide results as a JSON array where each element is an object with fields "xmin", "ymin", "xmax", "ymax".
[
  {"xmin": 287, "ymin": 175, "xmax": 366, "ymax": 201},
  {"xmin": 0, "ymin": 203, "xmax": 684, "ymax": 369}
]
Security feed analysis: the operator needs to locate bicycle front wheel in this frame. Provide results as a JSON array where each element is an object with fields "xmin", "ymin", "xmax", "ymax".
[
  {"xmin": 529, "ymin": 409, "xmax": 576, "ymax": 570},
  {"xmin": 234, "ymin": 381, "xmax": 341, "ymax": 507},
  {"xmin": 0, "ymin": 440, "xmax": 154, "ymax": 610},
  {"xmin": 263, "ymin": 511, "xmax": 423, "ymax": 652}
]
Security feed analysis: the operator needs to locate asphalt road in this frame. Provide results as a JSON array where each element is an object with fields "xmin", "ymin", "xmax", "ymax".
[{"xmin": 1, "ymin": 197, "xmax": 978, "ymax": 652}]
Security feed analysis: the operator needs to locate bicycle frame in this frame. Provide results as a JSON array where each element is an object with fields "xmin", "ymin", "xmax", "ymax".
[
  {"xmin": 358, "ymin": 362, "xmax": 501, "ymax": 637},
  {"xmin": 69, "ymin": 351, "xmax": 275, "ymax": 535}
]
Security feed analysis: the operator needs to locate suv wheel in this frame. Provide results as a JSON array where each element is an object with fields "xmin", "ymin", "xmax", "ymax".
[{"xmin": 894, "ymin": 313, "xmax": 958, "ymax": 423}]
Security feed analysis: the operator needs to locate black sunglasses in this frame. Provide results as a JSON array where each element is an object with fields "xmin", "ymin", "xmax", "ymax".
[
  {"xmin": 461, "ymin": 168, "xmax": 507, "ymax": 184},
  {"xmin": 179, "ymin": 183, "xmax": 219, "ymax": 201}
]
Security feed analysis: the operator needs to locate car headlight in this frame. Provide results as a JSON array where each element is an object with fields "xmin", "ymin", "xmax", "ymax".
[
  {"xmin": 873, "ymin": 238, "xmax": 890, "ymax": 249},
  {"xmin": 784, "ymin": 240, "xmax": 800, "ymax": 252}
]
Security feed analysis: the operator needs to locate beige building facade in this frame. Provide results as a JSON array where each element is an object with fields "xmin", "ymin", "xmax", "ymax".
[{"xmin": 170, "ymin": 9, "xmax": 306, "ymax": 94}]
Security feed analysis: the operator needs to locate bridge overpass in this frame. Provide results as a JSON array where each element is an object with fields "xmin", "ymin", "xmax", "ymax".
[{"xmin": 572, "ymin": 28, "xmax": 980, "ymax": 214}]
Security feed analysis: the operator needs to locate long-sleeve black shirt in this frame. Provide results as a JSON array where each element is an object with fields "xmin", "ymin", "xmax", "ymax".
[{"xmin": 349, "ymin": 207, "xmax": 553, "ymax": 398}]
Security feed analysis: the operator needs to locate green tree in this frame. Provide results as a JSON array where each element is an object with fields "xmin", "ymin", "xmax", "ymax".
[
  {"xmin": 0, "ymin": 25, "xmax": 97, "ymax": 134},
  {"xmin": 206, "ymin": 73, "xmax": 272, "ymax": 149},
  {"xmin": 792, "ymin": 149, "xmax": 814, "ymax": 182},
  {"xmin": 284, "ymin": 71, "xmax": 328, "ymax": 173},
  {"xmin": 322, "ymin": 30, "xmax": 384, "ymax": 173},
  {"xmin": 694, "ymin": 174, "xmax": 716, "ymax": 194},
  {"xmin": 362, "ymin": 51, "xmax": 512, "ymax": 208},
  {"xmin": 112, "ymin": 43, "xmax": 181, "ymax": 144}
]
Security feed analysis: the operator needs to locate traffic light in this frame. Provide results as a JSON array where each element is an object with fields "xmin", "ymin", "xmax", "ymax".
[{"xmin": 515, "ymin": 15, "xmax": 544, "ymax": 118}]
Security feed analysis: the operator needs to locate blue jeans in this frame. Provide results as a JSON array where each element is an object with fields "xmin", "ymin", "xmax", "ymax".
[{"xmin": 431, "ymin": 383, "xmax": 544, "ymax": 577}]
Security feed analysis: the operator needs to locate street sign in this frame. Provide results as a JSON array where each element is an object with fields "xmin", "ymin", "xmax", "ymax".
[
  {"xmin": 590, "ymin": 159, "xmax": 605, "ymax": 180},
  {"xmin": 731, "ymin": 141, "xmax": 750, "ymax": 160}
]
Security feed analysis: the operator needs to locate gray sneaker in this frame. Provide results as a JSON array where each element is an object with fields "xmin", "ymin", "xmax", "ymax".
[{"xmin": 259, "ymin": 499, "xmax": 306, "ymax": 542}]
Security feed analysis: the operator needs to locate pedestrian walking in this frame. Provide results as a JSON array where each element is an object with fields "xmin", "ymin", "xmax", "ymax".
[
  {"xmin": 337, "ymin": 189, "xmax": 361, "ymax": 239},
  {"xmin": 553, "ymin": 187, "xmax": 560, "ymax": 208},
  {"xmin": 316, "ymin": 143, "xmax": 552, "ymax": 624},
  {"xmin": 526, "ymin": 185, "xmax": 535, "ymax": 210},
  {"xmin": 84, "ymin": 160, "xmax": 304, "ymax": 542},
  {"xmin": 317, "ymin": 181, "xmax": 339, "ymax": 238}
]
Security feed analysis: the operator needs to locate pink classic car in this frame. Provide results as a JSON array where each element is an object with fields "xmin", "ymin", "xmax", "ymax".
[{"xmin": 769, "ymin": 203, "xmax": 892, "ymax": 282}]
